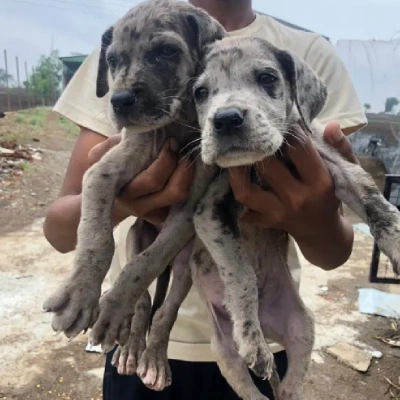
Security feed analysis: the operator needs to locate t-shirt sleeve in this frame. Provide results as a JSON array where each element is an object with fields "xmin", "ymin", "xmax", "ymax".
[
  {"xmin": 305, "ymin": 36, "xmax": 368, "ymax": 132},
  {"xmin": 53, "ymin": 47, "xmax": 118, "ymax": 138}
]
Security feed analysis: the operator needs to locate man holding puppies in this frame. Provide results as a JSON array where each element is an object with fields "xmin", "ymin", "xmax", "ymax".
[{"xmin": 44, "ymin": 0, "xmax": 367, "ymax": 398}]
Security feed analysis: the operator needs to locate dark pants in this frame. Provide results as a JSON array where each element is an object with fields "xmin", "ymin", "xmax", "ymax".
[{"xmin": 103, "ymin": 347, "xmax": 288, "ymax": 400}]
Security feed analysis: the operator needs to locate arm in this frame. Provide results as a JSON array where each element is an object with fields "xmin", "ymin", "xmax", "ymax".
[
  {"xmin": 227, "ymin": 36, "xmax": 367, "ymax": 270},
  {"xmin": 43, "ymin": 127, "xmax": 194, "ymax": 254},
  {"xmin": 229, "ymin": 124, "xmax": 357, "ymax": 271},
  {"xmin": 294, "ymin": 123, "xmax": 364, "ymax": 268}
]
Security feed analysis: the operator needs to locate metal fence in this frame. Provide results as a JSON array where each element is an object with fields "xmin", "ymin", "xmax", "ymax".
[
  {"xmin": 1, "ymin": 49, "xmax": 59, "ymax": 112},
  {"xmin": 369, "ymin": 175, "xmax": 400, "ymax": 284},
  {"xmin": 0, "ymin": 87, "xmax": 56, "ymax": 111}
]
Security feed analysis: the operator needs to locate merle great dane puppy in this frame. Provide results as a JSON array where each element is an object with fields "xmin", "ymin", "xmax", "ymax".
[
  {"xmin": 187, "ymin": 36, "xmax": 400, "ymax": 400},
  {"xmin": 43, "ymin": 0, "xmax": 224, "ymax": 351}
]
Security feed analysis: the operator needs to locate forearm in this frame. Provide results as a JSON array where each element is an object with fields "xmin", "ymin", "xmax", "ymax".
[
  {"xmin": 293, "ymin": 212, "xmax": 354, "ymax": 270},
  {"xmin": 43, "ymin": 194, "xmax": 130, "ymax": 254}
]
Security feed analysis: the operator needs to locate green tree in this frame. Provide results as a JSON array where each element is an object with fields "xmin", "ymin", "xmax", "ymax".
[
  {"xmin": 0, "ymin": 68, "xmax": 13, "ymax": 86},
  {"xmin": 364, "ymin": 103, "xmax": 371, "ymax": 111},
  {"xmin": 384, "ymin": 97, "xmax": 399, "ymax": 113},
  {"xmin": 24, "ymin": 50, "xmax": 62, "ymax": 105}
]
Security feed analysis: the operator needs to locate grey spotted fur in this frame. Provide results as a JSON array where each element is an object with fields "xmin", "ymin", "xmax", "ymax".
[
  {"xmin": 189, "ymin": 36, "xmax": 400, "ymax": 400},
  {"xmin": 43, "ymin": 1, "xmax": 400, "ymax": 399},
  {"xmin": 42, "ymin": 0, "xmax": 223, "ymax": 372}
]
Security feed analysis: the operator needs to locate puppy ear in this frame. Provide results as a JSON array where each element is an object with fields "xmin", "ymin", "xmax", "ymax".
[
  {"xmin": 275, "ymin": 49, "xmax": 327, "ymax": 129},
  {"xmin": 186, "ymin": 10, "xmax": 225, "ymax": 59},
  {"xmin": 96, "ymin": 26, "xmax": 113, "ymax": 98}
]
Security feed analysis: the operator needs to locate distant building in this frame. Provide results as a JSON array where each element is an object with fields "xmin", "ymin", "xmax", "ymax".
[
  {"xmin": 350, "ymin": 113, "xmax": 400, "ymax": 175},
  {"xmin": 336, "ymin": 39, "xmax": 400, "ymax": 114},
  {"xmin": 59, "ymin": 55, "xmax": 88, "ymax": 89},
  {"xmin": 59, "ymin": 13, "xmax": 327, "ymax": 88}
]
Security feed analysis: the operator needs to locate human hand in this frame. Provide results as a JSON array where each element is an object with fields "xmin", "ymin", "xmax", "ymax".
[
  {"xmin": 228, "ymin": 122, "xmax": 357, "ymax": 240},
  {"xmin": 323, "ymin": 121, "xmax": 359, "ymax": 165},
  {"xmin": 88, "ymin": 134, "xmax": 195, "ymax": 225}
]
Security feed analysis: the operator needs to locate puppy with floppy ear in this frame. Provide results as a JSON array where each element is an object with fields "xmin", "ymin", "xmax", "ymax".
[
  {"xmin": 43, "ymin": 0, "xmax": 225, "ymax": 364},
  {"xmin": 186, "ymin": 11, "xmax": 225, "ymax": 60},
  {"xmin": 274, "ymin": 48, "xmax": 328, "ymax": 129},
  {"xmin": 96, "ymin": 5, "xmax": 224, "ymax": 100},
  {"xmin": 96, "ymin": 26, "xmax": 113, "ymax": 98},
  {"xmin": 190, "ymin": 35, "xmax": 400, "ymax": 400}
]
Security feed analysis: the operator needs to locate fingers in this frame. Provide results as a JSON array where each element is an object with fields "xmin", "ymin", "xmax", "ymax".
[
  {"xmin": 88, "ymin": 134, "xmax": 122, "ymax": 166},
  {"xmin": 229, "ymin": 167, "xmax": 283, "ymax": 215},
  {"xmin": 254, "ymin": 158, "xmax": 301, "ymax": 202},
  {"xmin": 126, "ymin": 158, "xmax": 195, "ymax": 218},
  {"xmin": 89, "ymin": 135, "xmax": 194, "ymax": 224},
  {"xmin": 120, "ymin": 139, "xmax": 179, "ymax": 200},
  {"xmin": 324, "ymin": 121, "xmax": 359, "ymax": 165},
  {"xmin": 286, "ymin": 133, "xmax": 330, "ymax": 185}
]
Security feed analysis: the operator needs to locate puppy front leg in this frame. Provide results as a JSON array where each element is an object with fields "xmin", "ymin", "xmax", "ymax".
[
  {"xmin": 112, "ymin": 290, "xmax": 152, "ymax": 375},
  {"xmin": 90, "ymin": 161, "xmax": 218, "ymax": 347},
  {"xmin": 43, "ymin": 132, "xmax": 154, "ymax": 338},
  {"xmin": 194, "ymin": 172, "xmax": 274, "ymax": 381},
  {"xmin": 112, "ymin": 220, "xmax": 159, "ymax": 373},
  {"xmin": 318, "ymin": 144, "xmax": 400, "ymax": 274}
]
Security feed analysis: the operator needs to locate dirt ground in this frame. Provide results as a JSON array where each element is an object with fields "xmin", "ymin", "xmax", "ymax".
[{"xmin": 0, "ymin": 109, "xmax": 399, "ymax": 400}]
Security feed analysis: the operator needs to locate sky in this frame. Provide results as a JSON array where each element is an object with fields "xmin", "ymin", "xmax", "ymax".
[{"xmin": 1, "ymin": 0, "xmax": 400, "ymax": 111}]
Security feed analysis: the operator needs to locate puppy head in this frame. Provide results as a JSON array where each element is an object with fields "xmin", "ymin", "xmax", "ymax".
[
  {"xmin": 193, "ymin": 36, "xmax": 327, "ymax": 167},
  {"xmin": 96, "ymin": 0, "xmax": 225, "ymax": 131}
]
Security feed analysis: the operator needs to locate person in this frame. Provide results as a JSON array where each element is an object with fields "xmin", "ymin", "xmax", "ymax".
[{"xmin": 44, "ymin": 0, "xmax": 367, "ymax": 399}]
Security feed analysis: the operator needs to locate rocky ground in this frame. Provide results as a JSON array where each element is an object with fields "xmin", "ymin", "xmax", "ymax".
[{"xmin": 0, "ymin": 108, "xmax": 399, "ymax": 400}]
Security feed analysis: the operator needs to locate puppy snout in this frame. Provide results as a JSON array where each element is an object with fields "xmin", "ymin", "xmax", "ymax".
[
  {"xmin": 213, "ymin": 108, "xmax": 245, "ymax": 135},
  {"xmin": 111, "ymin": 90, "xmax": 136, "ymax": 115}
]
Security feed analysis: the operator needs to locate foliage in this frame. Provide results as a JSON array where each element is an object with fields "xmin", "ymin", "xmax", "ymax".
[
  {"xmin": 364, "ymin": 103, "xmax": 371, "ymax": 111},
  {"xmin": 0, "ymin": 68, "xmax": 13, "ymax": 86},
  {"xmin": 23, "ymin": 50, "xmax": 62, "ymax": 103},
  {"xmin": 384, "ymin": 97, "xmax": 399, "ymax": 114}
]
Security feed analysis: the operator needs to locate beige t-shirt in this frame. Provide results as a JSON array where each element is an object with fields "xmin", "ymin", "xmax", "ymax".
[{"xmin": 54, "ymin": 13, "xmax": 367, "ymax": 362}]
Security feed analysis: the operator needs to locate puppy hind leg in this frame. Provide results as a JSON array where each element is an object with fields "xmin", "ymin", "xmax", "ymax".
[
  {"xmin": 137, "ymin": 239, "xmax": 194, "ymax": 391},
  {"xmin": 211, "ymin": 316, "xmax": 271, "ymax": 400},
  {"xmin": 277, "ymin": 309, "xmax": 314, "ymax": 400}
]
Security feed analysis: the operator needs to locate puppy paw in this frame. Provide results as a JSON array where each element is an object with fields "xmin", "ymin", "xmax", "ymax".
[
  {"xmin": 236, "ymin": 326, "xmax": 275, "ymax": 380},
  {"xmin": 90, "ymin": 289, "xmax": 135, "ymax": 350},
  {"xmin": 43, "ymin": 278, "xmax": 101, "ymax": 339},
  {"xmin": 137, "ymin": 347, "xmax": 171, "ymax": 391},
  {"xmin": 111, "ymin": 332, "xmax": 146, "ymax": 375}
]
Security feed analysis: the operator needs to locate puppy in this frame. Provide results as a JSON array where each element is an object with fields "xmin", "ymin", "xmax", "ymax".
[
  {"xmin": 43, "ymin": 0, "xmax": 224, "ymax": 357},
  {"xmin": 190, "ymin": 36, "xmax": 400, "ymax": 400}
]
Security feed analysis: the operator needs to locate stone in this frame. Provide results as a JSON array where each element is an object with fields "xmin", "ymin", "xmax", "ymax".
[
  {"xmin": 0, "ymin": 147, "xmax": 13, "ymax": 155},
  {"xmin": 371, "ymin": 350, "xmax": 383, "ymax": 359},
  {"xmin": 327, "ymin": 342, "xmax": 372, "ymax": 372}
]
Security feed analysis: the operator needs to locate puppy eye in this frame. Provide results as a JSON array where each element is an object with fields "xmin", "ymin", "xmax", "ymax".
[
  {"xmin": 258, "ymin": 73, "xmax": 277, "ymax": 86},
  {"xmin": 107, "ymin": 56, "xmax": 117, "ymax": 70},
  {"xmin": 159, "ymin": 45, "xmax": 178, "ymax": 58},
  {"xmin": 193, "ymin": 86, "xmax": 208, "ymax": 102}
]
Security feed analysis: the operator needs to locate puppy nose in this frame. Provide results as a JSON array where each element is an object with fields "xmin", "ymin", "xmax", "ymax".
[
  {"xmin": 111, "ymin": 90, "xmax": 136, "ymax": 113},
  {"xmin": 213, "ymin": 108, "xmax": 244, "ymax": 134}
]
